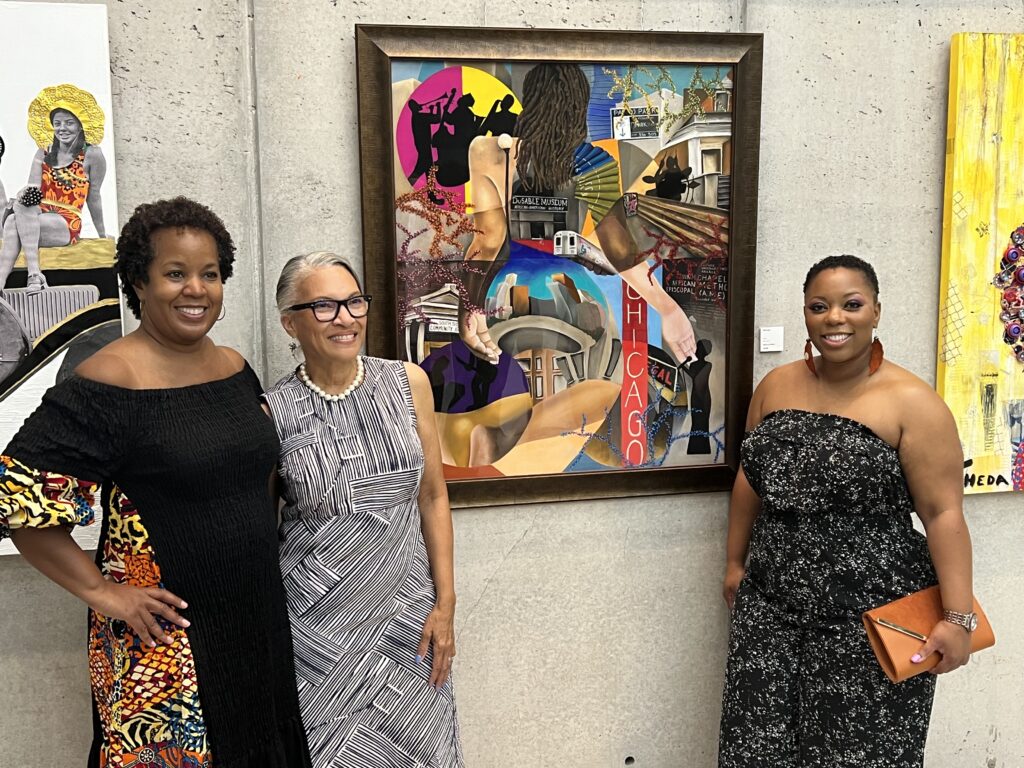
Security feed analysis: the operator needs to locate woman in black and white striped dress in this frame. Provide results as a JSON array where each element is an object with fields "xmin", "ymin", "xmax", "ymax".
[{"xmin": 264, "ymin": 251, "xmax": 463, "ymax": 768}]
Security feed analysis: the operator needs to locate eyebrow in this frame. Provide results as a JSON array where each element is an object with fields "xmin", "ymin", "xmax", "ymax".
[{"xmin": 308, "ymin": 292, "xmax": 362, "ymax": 301}]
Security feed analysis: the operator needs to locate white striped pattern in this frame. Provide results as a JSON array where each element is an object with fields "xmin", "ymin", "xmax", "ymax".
[{"xmin": 265, "ymin": 357, "xmax": 464, "ymax": 768}]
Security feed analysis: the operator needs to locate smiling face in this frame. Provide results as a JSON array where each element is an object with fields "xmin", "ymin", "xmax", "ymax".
[
  {"xmin": 281, "ymin": 265, "xmax": 366, "ymax": 370},
  {"xmin": 803, "ymin": 267, "xmax": 881, "ymax": 369},
  {"xmin": 51, "ymin": 109, "xmax": 82, "ymax": 147},
  {"xmin": 135, "ymin": 227, "xmax": 223, "ymax": 347}
]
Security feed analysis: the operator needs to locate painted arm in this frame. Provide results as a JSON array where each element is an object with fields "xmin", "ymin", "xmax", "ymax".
[
  {"xmin": 899, "ymin": 384, "xmax": 973, "ymax": 674},
  {"xmin": 84, "ymin": 146, "xmax": 107, "ymax": 237},
  {"xmin": 26, "ymin": 149, "xmax": 44, "ymax": 187},
  {"xmin": 406, "ymin": 362, "xmax": 457, "ymax": 689}
]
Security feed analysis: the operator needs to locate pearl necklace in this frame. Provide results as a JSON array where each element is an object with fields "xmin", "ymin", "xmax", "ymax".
[{"xmin": 298, "ymin": 357, "xmax": 364, "ymax": 402}]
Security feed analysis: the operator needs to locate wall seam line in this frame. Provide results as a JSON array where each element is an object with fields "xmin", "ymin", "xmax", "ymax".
[{"xmin": 242, "ymin": 0, "xmax": 269, "ymax": 383}]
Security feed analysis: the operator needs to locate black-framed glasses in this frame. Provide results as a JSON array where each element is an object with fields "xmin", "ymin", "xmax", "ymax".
[{"xmin": 288, "ymin": 294, "xmax": 372, "ymax": 322}]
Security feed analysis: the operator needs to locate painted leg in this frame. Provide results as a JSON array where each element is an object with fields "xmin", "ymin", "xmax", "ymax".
[
  {"xmin": 0, "ymin": 217, "xmax": 22, "ymax": 292},
  {"xmin": 14, "ymin": 208, "xmax": 70, "ymax": 293}
]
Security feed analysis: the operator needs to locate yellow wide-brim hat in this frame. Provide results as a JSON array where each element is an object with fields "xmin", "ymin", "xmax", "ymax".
[{"xmin": 27, "ymin": 84, "xmax": 105, "ymax": 149}]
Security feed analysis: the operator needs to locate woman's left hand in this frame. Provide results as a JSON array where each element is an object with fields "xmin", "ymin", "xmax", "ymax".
[
  {"xmin": 912, "ymin": 620, "xmax": 972, "ymax": 674},
  {"xmin": 416, "ymin": 601, "xmax": 456, "ymax": 689}
]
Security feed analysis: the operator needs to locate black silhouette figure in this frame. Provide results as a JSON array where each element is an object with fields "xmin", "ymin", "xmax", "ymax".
[
  {"xmin": 428, "ymin": 355, "xmax": 466, "ymax": 412},
  {"xmin": 643, "ymin": 156, "xmax": 700, "ymax": 202},
  {"xmin": 467, "ymin": 352, "xmax": 499, "ymax": 410},
  {"xmin": 682, "ymin": 339, "xmax": 713, "ymax": 454},
  {"xmin": 407, "ymin": 91, "xmax": 453, "ymax": 186},
  {"xmin": 433, "ymin": 93, "xmax": 483, "ymax": 187},
  {"xmin": 480, "ymin": 94, "xmax": 519, "ymax": 137}
]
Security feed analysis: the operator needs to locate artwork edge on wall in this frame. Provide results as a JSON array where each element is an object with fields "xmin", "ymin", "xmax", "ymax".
[{"xmin": 355, "ymin": 24, "xmax": 763, "ymax": 507}]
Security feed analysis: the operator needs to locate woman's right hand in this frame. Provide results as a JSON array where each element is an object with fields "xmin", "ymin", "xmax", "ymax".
[
  {"xmin": 723, "ymin": 561, "xmax": 746, "ymax": 611},
  {"xmin": 88, "ymin": 581, "xmax": 190, "ymax": 647}
]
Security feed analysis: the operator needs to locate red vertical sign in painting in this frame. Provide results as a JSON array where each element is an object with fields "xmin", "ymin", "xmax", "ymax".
[{"xmin": 621, "ymin": 283, "xmax": 648, "ymax": 467}]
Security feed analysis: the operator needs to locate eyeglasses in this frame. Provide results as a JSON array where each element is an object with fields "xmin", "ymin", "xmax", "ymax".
[{"xmin": 288, "ymin": 295, "xmax": 372, "ymax": 322}]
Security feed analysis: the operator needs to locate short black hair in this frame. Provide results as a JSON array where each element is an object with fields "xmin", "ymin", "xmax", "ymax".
[
  {"xmin": 115, "ymin": 196, "xmax": 236, "ymax": 318},
  {"xmin": 803, "ymin": 254, "xmax": 880, "ymax": 298}
]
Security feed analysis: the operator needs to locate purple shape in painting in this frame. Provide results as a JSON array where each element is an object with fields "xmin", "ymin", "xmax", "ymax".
[{"xmin": 421, "ymin": 339, "xmax": 529, "ymax": 414}]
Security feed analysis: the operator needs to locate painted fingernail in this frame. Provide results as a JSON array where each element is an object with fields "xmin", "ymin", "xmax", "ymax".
[
  {"xmin": 181, "ymin": 601, "xmax": 188, "ymax": 608},
  {"xmin": 181, "ymin": 619, "xmax": 191, "ymax": 628},
  {"xmin": 415, "ymin": 655, "xmax": 423, "ymax": 664},
  {"xmin": 911, "ymin": 654, "xmax": 922, "ymax": 663}
]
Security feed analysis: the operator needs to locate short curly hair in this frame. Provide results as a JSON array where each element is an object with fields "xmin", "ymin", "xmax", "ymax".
[
  {"xmin": 115, "ymin": 196, "xmax": 236, "ymax": 318},
  {"xmin": 803, "ymin": 254, "xmax": 880, "ymax": 299}
]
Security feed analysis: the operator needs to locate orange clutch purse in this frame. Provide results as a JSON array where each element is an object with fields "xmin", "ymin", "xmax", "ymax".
[{"xmin": 862, "ymin": 585, "xmax": 995, "ymax": 683}]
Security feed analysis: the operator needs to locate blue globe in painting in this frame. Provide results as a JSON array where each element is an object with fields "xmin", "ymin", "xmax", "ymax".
[{"xmin": 485, "ymin": 241, "xmax": 613, "ymax": 328}]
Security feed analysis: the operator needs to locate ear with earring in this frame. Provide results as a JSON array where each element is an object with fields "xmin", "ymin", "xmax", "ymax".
[
  {"xmin": 288, "ymin": 340, "xmax": 303, "ymax": 363},
  {"xmin": 217, "ymin": 304, "xmax": 226, "ymax": 322},
  {"xmin": 869, "ymin": 329, "xmax": 884, "ymax": 375},
  {"xmin": 804, "ymin": 339, "xmax": 817, "ymax": 377}
]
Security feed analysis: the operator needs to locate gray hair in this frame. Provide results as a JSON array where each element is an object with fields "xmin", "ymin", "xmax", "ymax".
[{"xmin": 275, "ymin": 251, "xmax": 362, "ymax": 315}]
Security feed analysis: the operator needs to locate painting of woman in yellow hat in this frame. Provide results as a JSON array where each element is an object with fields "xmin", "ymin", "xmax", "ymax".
[{"xmin": 0, "ymin": 83, "xmax": 109, "ymax": 295}]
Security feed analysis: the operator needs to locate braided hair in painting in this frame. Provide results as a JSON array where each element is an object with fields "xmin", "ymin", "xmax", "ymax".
[{"xmin": 514, "ymin": 63, "xmax": 590, "ymax": 192}]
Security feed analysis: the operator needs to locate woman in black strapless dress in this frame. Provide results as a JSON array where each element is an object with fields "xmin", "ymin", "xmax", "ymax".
[{"xmin": 718, "ymin": 255, "xmax": 976, "ymax": 768}]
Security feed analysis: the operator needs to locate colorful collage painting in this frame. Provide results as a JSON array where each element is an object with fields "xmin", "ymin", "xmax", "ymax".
[
  {"xmin": 938, "ymin": 32, "xmax": 1024, "ymax": 494},
  {"xmin": 388, "ymin": 60, "xmax": 735, "ymax": 481}
]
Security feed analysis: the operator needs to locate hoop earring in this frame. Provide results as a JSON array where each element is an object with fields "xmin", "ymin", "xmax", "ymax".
[
  {"xmin": 869, "ymin": 336, "xmax": 884, "ymax": 376},
  {"xmin": 139, "ymin": 300, "xmax": 146, "ymax": 318},
  {"xmin": 289, "ymin": 340, "xmax": 303, "ymax": 363},
  {"xmin": 217, "ymin": 305, "xmax": 226, "ymax": 322},
  {"xmin": 804, "ymin": 339, "xmax": 817, "ymax": 377}
]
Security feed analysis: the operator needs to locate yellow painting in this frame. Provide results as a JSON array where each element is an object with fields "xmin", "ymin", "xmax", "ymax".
[{"xmin": 937, "ymin": 33, "xmax": 1024, "ymax": 494}]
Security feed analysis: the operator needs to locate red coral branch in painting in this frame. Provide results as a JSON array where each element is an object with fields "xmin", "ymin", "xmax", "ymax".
[{"xmin": 396, "ymin": 222, "xmax": 490, "ymax": 324}]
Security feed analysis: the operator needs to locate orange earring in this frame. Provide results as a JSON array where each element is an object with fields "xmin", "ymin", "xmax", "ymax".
[
  {"xmin": 869, "ymin": 336, "xmax": 884, "ymax": 375},
  {"xmin": 804, "ymin": 339, "xmax": 817, "ymax": 377}
]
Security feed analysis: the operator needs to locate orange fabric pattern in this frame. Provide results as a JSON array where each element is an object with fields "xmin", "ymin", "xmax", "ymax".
[{"xmin": 39, "ymin": 150, "xmax": 89, "ymax": 244}]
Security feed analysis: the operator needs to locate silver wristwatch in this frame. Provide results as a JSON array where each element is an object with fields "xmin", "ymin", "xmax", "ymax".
[{"xmin": 943, "ymin": 608, "xmax": 978, "ymax": 633}]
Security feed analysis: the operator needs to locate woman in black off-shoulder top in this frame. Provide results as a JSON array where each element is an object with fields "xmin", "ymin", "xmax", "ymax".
[{"xmin": 0, "ymin": 197, "xmax": 311, "ymax": 768}]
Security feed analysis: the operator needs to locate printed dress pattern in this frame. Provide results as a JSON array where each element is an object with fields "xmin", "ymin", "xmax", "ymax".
[
  {"xmin": 0, "ymin": 459, "xmax": 210, "ymax": 766},
  {"xmin": 264, "ymin": 357, "xmax": 464, "ymax": 768},
  {"xmin": 718, "ymin": 409, "xmax": 938, "ymax": 768}
]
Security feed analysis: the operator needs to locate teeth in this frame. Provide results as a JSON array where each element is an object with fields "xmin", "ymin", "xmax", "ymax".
[
  {"xmin": 824, "ymin": 334, "xmax": 849, "ymax": 340},
  {"xmin": 179, "ymin": 308, "xmax": 205, "ymax": 316}
]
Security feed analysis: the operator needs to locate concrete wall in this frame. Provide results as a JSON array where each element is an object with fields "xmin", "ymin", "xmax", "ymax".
[{"xmin": 1, "ymin": 0, "xmax": 1022, "ymax": 765}]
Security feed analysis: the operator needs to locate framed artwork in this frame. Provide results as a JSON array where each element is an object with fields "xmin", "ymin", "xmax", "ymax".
[
  {"xmin": 356, "ymin": 25, "xmax": 763, "ymax": 506},
  {"xmin": 0, "ymin": 1, "xmax": 120, "ymax": 555},
  {"xmin": 937, "ymin": 32, "xmax": 1024, "ymax": 494}
]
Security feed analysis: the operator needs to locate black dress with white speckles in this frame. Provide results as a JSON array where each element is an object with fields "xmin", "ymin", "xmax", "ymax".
[{"xmin": 718, "ymin": 409, "xmax": 938, "ymax": 768}]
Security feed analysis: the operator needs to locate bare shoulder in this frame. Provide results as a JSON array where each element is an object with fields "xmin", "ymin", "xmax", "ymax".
[
  {"xmin": 876, "ymin": 361, "xmax": 956, "ymax": 433},
  {"xmin": 74, "ymin": 339, "xmax": 139, "ymax": 387},
  {"xmin": 403, "ymin": 360, "xmax": 430, "ymax": 390},
  {"xmin": 881, "ymin": 361, "xmax": 947, "ymax": 410},
  {"xmin": 217, "ymin": 345, "xmax": 247, "ymax": 374},
  {"xmin": 84, "ymin": 144, "xmax": 104, "ymax": 159},
  {"xmin": 751, "ymin": 361, "xmax": 807, "ymax": 414}
]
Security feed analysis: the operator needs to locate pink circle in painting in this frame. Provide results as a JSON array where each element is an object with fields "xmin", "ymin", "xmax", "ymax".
[{"xmin": 396, "ymin": 66, "xmax": 517, "ymax": 208}]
